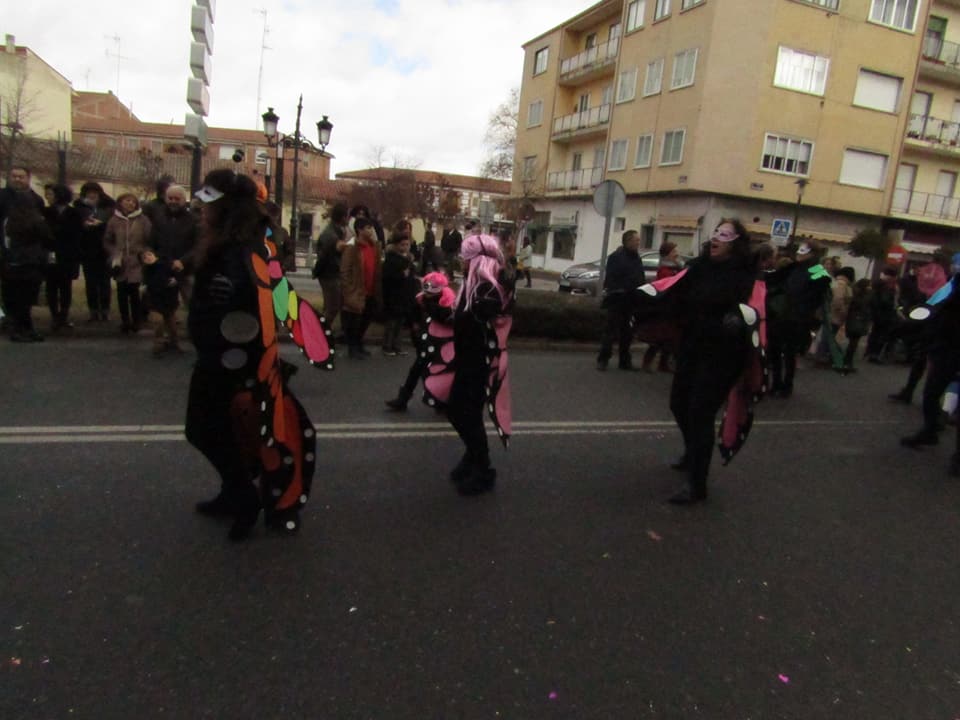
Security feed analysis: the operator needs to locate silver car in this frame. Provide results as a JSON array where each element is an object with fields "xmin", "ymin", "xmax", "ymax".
[{"xmin": 558, "ymin": 252, "xmax": 689, "ymax": 296}]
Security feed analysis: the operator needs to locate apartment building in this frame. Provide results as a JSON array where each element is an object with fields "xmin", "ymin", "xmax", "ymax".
[{"xmin": 514, "ymin": 0, "xmax": 951, "ymax": 273}]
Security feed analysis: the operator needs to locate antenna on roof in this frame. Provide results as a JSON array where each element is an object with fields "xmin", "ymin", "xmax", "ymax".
[
  {"xmin": 104, "ymin": 34, "xmax": 128, "ymax": 101},
  {"xmin": 254, "ymin": 9, "xmax": 272, "ymax": 130}
]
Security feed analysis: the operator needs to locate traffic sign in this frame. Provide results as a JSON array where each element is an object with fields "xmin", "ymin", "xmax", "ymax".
[
  {"xmin": 771, "ymin": 218, "xmax": 792, "ymax": 247},
  {"xmin": 593, "ymin": 180, "xmax": 626, "ymax": 217}
]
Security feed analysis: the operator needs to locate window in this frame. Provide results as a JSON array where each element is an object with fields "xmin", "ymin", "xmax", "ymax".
[
  {"xmin": 761, "ymin": 134, "xmax": 813, "ymax": 176},
  {"xmin": 552, "ymin": 228, "xmax": 577, "ymax": 260},
  {"xmin": 853, "ymin": 70, "xmax": 902, "ymax": 113},
  {"xmin": 839, "ymin": 149, "xmax": 888, "ymax": 189},
  {"xmin": 643, "ymin": 58, "xmax": 664, "ymax": 96},
  {"xmin": 218, "ymin": 146, "xmax": 239, "ymax": 160},
  {"xmin": 151, "ymin": 139, "xmax": 163, "ymax": 154},
  {"xmin": 609, "ymin": 139, "xmax": 629, "ymax": 170},
  {"xmin": 681, "ymin": 0, "xmax": 704, "ymax": 8},
  {"xmin": 627, "ymin": 0, "xmax": 646, "ymax": 31},
  {"xmin": 614, "ymin": 217, "xmax": 626, "ymax": 232},
  {"xmin": 671, "ymin": 48, "xmax": 698, "ymax": 89},
  {"xmin": 609, "ymin": 22, "xmax": 621, "ymax": 40},
  {"xmin": 660, "ymin": 129, "xmax": 685, "ymax": 165},
  {"xmin": 869, "ymin": 0, "xmax": 919, "ymax": 32},
  {"xmin": 527, "ymin": 100, "xmax": 543, "ymax": 127},
  {"xmin": 602, "ymin": 84, "xmax": 613, "ymax": 105},
  {"xmin": 635, "ymin": 134, "xmax": 654, "ymax": 167},
  {"xmin": 655, "ymin": 0, "xmax": 671, "ymax": 19},
  {"xmin": 585, "ymin": 33, "xmax": 597, "ymax": 49},
  {"xmin": 774, "ymin": 46, "xmax": 829, "ymax": 96},
  {"xmin": 533, "ymin": 47, "xmax": 549, "ymax": 76},
  {"xmin": 617, "ymin": 67, "xmax": 638, "ymax": 103},
  {"xmin": 522, "ymin": 156, "xmax": 537, "ymax": 182},
  {"xmin": 125, "ymin": 137, "xmax": 140, "ymax": 149},
  {"xmin": 106, "ymin": 137, "xmax": 117, "ymax": 148},
  {"xmin": 84, "ymin": 136, "xmax": 97, "ymax": 146}
]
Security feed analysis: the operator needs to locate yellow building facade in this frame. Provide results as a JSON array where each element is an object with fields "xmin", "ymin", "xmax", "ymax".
[{"xmin": 515, "ymin": 0, "xmax": 952, "ymax": 272}]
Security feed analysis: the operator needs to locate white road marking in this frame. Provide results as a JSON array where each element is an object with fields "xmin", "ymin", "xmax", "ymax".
[{"xmin": 0, "ymin": 419, "xmax": 898, "ymax": 444}]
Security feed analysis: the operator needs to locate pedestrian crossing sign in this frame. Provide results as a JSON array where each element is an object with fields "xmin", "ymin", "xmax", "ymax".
[{"xmin": 770, "ymin": 218, "xmax": 792, "ymax": 246}]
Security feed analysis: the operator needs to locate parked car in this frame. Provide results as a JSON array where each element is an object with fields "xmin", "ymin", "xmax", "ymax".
[{"xmin": 558, "ymin": 252, "xmax": 691, "ymax": 296}]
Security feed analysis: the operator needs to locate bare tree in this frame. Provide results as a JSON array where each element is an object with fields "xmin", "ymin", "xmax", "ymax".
[
  {"xmin": 0, "ymin": 50, "xmax": 46, "ymax": 178},
  {"xmin": 479, "ymin": 87, "xmax": 519, "ymax": 181}
]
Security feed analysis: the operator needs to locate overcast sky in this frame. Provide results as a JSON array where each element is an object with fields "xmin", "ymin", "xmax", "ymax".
[{"xmin": 12, "ymin": 0, "xmax": 589, "ymax": 177}]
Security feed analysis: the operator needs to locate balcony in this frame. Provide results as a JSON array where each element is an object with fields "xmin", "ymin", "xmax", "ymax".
[
  {"xmin": 547, "ymin": 166, "xmax": 604, "ymax": 193},
  {"xmin": 551, "ymin": 104, "xmax": 611, "ymax": 144},
  {"xmin": 904, "ymin": 113, "xmax": 960, "ymax": 158},
  {"xmin": 891, "ymin": 188, "xmax": 960, "ymax": 224},
  {"xmin": 558, "ymin": 37, "xmax": 619, "ymax": 86},
  {"xmin": 920, "ymin": 36, "xmax": 960, "ymax": 82}
]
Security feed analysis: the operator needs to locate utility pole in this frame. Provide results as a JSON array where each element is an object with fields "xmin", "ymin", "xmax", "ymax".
[
  {"xmin": 289, "ymin": 94, "xmax": 303, "ymax": 244},
  {"xmin": 254, "ymin": 9, "xmax": 271, "ymax": 130}
]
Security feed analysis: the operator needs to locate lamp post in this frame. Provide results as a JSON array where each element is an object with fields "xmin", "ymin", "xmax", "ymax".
[
  {"xmin": 261, "ymin": 101, "xmax": 333, "ymax": 267},
  {"xmin": 791, "ymin": 178, "xmax": 808, "ymax": 246}
]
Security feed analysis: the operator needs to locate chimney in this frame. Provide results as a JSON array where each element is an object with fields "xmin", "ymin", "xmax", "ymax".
[{"xmin": 5, "ymin": 35, "xmax": 15, "ymax": 53}]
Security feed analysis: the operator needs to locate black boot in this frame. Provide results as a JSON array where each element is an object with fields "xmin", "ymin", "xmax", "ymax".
[
  {"xmin": 449, "ymin": 453, "xmax": 472, "ymax": 485},
  {"xmin": 195, "ymin": 492, "xmax": 234, "ymax": 517},
  {"xmin": 900, "ymin": 430, "xmax": 938, "ymax": 449},
  {"xmin": 227, "ymin": 485, "xmax": 262, "ymax": 541},
  {"xmin": 456, "ymin": 465, "xmax": 497, "ymax": 496},
  {"xmin": 385, "ymin": 386, "xmax": 411, "ymax": 411},
  {"xmin": 888, "ymin": 390, "xmax": 911, "ymax": 404},
  {"xmin": 670, "ymin": 454, "xmax": 689, "ymax": 471}
]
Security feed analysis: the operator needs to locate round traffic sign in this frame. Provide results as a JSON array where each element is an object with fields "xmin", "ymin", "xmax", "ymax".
[{"xmin": 593, "ymin": 180, "xmax": 626, "ymax": 217}]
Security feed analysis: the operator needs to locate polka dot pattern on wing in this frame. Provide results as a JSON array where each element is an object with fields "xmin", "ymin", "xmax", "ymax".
[
  {"xmin": 299, "ymin": 494, "xmax": 308, "ymax": 504},
  {"xmin": 304, "ymin": 428, "xmax": 315, "ymax": 438},
  {"xmin": 221, "ymin": 348, "xmax": 249, "ymax": 370},
  {"xmin": 286, "ymin": 521, "xmax": 296, "ymax": 531},
  {"xmin": 220, "ymin": 311, "xmax": 260, "ymax": 343},
  {"xmin": 305, "ymin": 453, "xmax": 315, "ymax": 462}
]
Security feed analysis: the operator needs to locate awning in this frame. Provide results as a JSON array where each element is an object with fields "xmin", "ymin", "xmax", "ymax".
[
  {"xmin": 656, "ymin": 215, "xmax": 700, "ymax": 229},
  {"xmin": 901, "ymin": 240, "xmax": 940, "ymax": 254}
]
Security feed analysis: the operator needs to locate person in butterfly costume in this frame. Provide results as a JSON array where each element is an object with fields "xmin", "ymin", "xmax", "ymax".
[
  {"xmin": 632, "ymin": 219, "xmax": 767, "ymax": 505},
  {"xmin": 187, "ymin": 170, "xmax": 334, "ymax": 541},
  {"xmin": 421, "ymin": 235, "xmax": 514, "ymax": 496}
]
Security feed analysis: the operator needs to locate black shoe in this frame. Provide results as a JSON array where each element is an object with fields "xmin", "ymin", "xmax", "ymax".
[
  {"xmin": 888, "ymin": 391, "xmax": 911, "ymax": 404},
  {"xmin": 385, "ymin": 397, "xmax": 408, "ymax": 411},
  {"xmin": 449, "ymin": 454, "xmax": 472, "ymax": 485},
  {"xmin": 670, "ymin": 454, "xmax": 689, "ymax": 472},
  {"xmin": 27, "ymin": 331, "xmax": 44, "ymax": 342},
  {"xmin": 667, "ymin": 487, "xmax": 707, "ymax": 505},
  {"xmin": 359, "ymin": 347, "xmax": 372, "ymax": 358},
  {"xmin": 901, "ymin": 430, "xmax": 938, "ymax": 449},
  {"xmin": 195, "ymin": 493, "xmax": 235, "ymax": 517},
  {"xmin": 348, "ymin": 347, "xmax": 366, "ymax": 359},
  {"xmin": 228, "ymin": 505, "xmax": 261, "ymax": 541},
  {"xmin": 382, "ymin": 348, "xmax": 398, "ymax": 356},
  {"xmin": 596, "ymin": 359, "xmax": 608, "ymax": 371},
  {"xmin": 456, "ymin": 466, "xmax": 496, "ymax": 496},
  {"xmin": 950, "ymin": 454, "xmax": 960, "ymax": 478},
  {"xmin": 778, "ymin": 385, "xmax": 793, "ymax": 398},
  {"xmin": 618, "ymin": 363, "xmax": 641, "ymax": 372}
]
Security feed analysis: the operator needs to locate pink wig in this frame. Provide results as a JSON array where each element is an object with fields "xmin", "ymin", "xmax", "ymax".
[{"xmin": 457, "ymin": 234, "xmax": 508, "ymax": 311}]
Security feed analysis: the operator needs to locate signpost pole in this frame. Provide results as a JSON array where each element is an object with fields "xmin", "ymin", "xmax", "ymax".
[{"xmin": 598, "ymin": 191, "xmax": 615, "ymax": 296}]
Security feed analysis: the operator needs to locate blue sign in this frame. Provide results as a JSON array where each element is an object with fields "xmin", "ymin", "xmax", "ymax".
[{"xmin": 771, "ymin": 218, "xmax": 792, "ymax": 246}]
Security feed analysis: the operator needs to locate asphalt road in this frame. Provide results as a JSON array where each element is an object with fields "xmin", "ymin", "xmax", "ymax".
[{"xmin": 1, "ymin": 337, "xmax": 958, "ymax": 720}]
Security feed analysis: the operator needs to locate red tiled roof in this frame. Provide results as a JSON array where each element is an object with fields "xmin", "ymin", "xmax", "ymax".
[{"xmin": 335, "ymin": 167, "xmax": 510, "ymax": 195}]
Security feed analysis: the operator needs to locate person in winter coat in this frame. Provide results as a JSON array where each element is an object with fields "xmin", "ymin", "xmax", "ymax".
[
  {"xmin": 1, "ymin": 166, "xmax": 50, "ymax": 342},
  {"xmin": 313, "ymin": 203, "xmax": 349, "ymax": 328},
  {"xmin": 104, "ymin": 193, "xmax": 152, "ymax": 333},
  {"xmin": 339, "ymin": 217, "xmax": 383, "ymax": 358},
  {"xmin": 149, "ymin": 184, "xmax": 198, "ymax": 306},
  {"xmin": 42, "ymin": 184, "xmax": 83, "ymax": 330},
  {"xmin": 75, "ymin": 182, "xmax": 115, "ymax": 321},
  {"xmin": 597, "ymin": 229, "xmax": 645, "ymax": 371},
  {"xmin": 766, "ymin": 240, "xmax": 833, "ymax": 397},
  {"xmin": 842, "ymin": 278, "xmax": 872, "ymax": 374},
  {"xmin": 381, "ymin": 220, "xmax": 418, "ymax": 356},
  {"xmin": 866, "ymin": 267, "xmax": 900, "ymax": 363},
  {"xmin": 641, "ymin": 240, "xmax": 681, "ymax": 372}
]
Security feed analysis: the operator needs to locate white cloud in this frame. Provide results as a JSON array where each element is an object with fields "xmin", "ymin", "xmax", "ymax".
[{"xmin": 10, "ymin": 0, "xmax": 590, "ymax": 176}]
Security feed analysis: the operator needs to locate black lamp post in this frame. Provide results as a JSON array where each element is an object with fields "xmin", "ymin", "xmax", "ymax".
[
  {"xmin": 791, "ymin": 178, "xmax": 808, "ymax": 245},
  {"xmin": 261, "ymin": 101, "xmax": 333, "ymax": 263}
]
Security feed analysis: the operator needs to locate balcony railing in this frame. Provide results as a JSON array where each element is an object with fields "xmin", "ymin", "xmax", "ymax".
[
  {"xmin": 547, "ymin": 166, "xmax": 604, "ymax": 192},
  {"xmin": 559, "ymin": 37, "xmax": 619, "ymax": 77},
  {"xmin": 906, "ymin": 113, "xmax": 960, "ymax": 147},
  {"xmin": 922, "ymin": 35, "xmax": 960, "ymax": 68},
  {"xmin": 552, "ymin": 104, "xmax": 611, "ymax": 135},
  {"xmin": 892, "ymin": 189, "xmax": 960, "ymax": 222}
]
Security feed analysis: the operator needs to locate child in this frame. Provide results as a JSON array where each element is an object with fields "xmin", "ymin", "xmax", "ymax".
[
  {"xmin": 842, "ymin": 278, "xmax": 872, "ymax": 374},
  {"xmin": 141, "ymin": 249, "xmax": 181, "ymax": 355},
  {"xmin": 385, "ymin": 272, "xmax": 456, "ymax": 410}
]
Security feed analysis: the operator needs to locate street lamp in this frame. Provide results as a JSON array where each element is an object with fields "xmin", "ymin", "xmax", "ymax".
[
  {"xmin": 261, "ymin": 100, "xmax": 333, "ymax": 266},
  {"xmin": 791, "ymin": 178, "xmax": 808, "ymax": 245}
]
